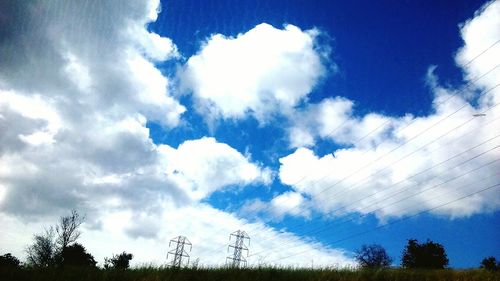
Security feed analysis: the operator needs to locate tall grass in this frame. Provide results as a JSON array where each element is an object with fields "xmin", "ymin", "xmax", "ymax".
[{"xmin": 1, "ymin": 266, "xmax": 499, "ymax": 281}]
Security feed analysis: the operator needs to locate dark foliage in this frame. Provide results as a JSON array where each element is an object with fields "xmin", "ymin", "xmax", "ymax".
[
  {"xmin": 60, "ymin": 243, "xmax": 96, "ymax": 267},
  {"xmin": 0, "ymin": 253, "xmax": 21, "ymax": 268},
  {"xmin": 355, "ymin": 244, "xmax": 392, "ymax": 268},
  {"xmin": 401, "ymin": 239, "xmax": 449, "ymax": 269},
  {"xmin": 480, "ymin": 256, "xmax": 499, "ymax": 271},
  {"xmin": 25, "ymin": 210, "xmax": 86, "ymax": 268},
  {"xmin": 25, "ymin": 227, "xmax": 57, "ymax": 267},
  {"xmin": 104, "ymin": 252, "xmax": 133, "ymax": 269}
]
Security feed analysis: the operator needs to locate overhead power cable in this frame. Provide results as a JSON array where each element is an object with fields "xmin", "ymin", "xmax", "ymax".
[
  {"xmin": 206, "ymin": 36, "xmax": 500, "ymax": 258},
  {"xmin": 286, "ymin": 63, "xmax": 498, "ymax": 190},
  {"xmin": 250, "ymin": 172, "xmax": 500, "ymax": 261},
  {"xmin": 250, "ymin": 127, "xmax": 500, "ymax": 246},
  {"xmin": 249, "ymin": 150, "xmax": 500, "ymax": 258},
  {"xmin": 462, "ymin": 38, "xmax": 500, "ymax": 67},
  {"xmin": 213, "ymin": 86, "xmax": 499, "ymax": 257},
  {"xmin": 245, "ymin": 70, "xmax": 499, "ymax": 235},
  {"xmin": 246, "ymin": 93, "xmax": 498, "ymax": 237},
  {"xmin": 268, "ymin": 181, "xmax": 500, "ymax": 263}
]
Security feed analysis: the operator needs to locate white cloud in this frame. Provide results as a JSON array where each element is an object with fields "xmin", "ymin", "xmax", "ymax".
[
  {"xmin": 158, "ymin": 137, "xmax": 272, "ymax": 201},
  {"xmin": 0, "ymin": 1, "xmax": 288, "ymax": 262},
  {"xmin": 0, "ymin": 0, "xmax": 184, "ymax": 128},
  {"xmin": 279, "ymin": 114, "xmax": 500, "ymax": 219},
  {"xmin": 287, "ymin": 97, "xmax": 399, "ymax": 149},
  {"xmin": 273, "ymin": 1, "xmax": 500, "ymax": 220},
  {"xmin": 0, "ymin": 90, "xmax": 62, "ymax": 149},
  {"xmin": 279, "ymin": 92, "xmax": 500, "ymax": 220},
  {"xmin": 287, "ymin": 97, "xmax": 353, "ymax": 148},
  {"xmin": 2, "ymin": 0, "xmax": 497, "ymax": 268},
  {"xmin": 181, "ymin": 23, "xmax": 328, "ymax": 124},
  {"xmin": 456, "ymin": 0, "xmax": 500, "ymax": 98},
  {"xmin": 242, "ymin": 191, "xmax": 311, "ymax": 220},
  {"xmin": 0, "ymin": 0, "xmax": 192, "ymax": 218},
  {"xmin": 0, "ymin": 204, "xmax": 354, "ymax": 267},
  {"xmin": 0, "ymin": 0, "xmax": 355, "ymax": 268}
]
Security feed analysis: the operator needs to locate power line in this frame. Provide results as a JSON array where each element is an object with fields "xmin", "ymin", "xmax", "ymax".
[
  {"xmin": 321, "ymin": 138, "xmax": 500, "ymax": 217},
  {"xmin": 462, "ymin": 38, "xmax": 500, "ymax": 67},
  {"xmin": 200, "ymin": 20, "xmax": 500, "ymax": 264},
  {"xmin": 250, "ymin": 128, "xmax": 500, "ymax": 248},
  {"xmin": 283, "ymin": 117, "xmax": 392, "ymax": 193},
  {"xmin": 249, "ymin": 149, "xmax": 500, "ymax": 259},
  {"xmin": 268, "ymin": 181, "xmax": 500, "ymax": 263},
  {"xmin": 316, "ymin": 158, "xmax": 499, "ymax": 237},
  {"xmin": 305, "ymin": 85, "xmax": 498, "ymax": 199},
  {"xmin": 250, "ymin": 97, "xmax": 500, "ymax": 231},
  {"xmin": 208, "ymin": 59, "xmax": 499, "ymax": 247},
  {"xmin": 230, "ymin": 84, "xmax": 499, "ymax": 261},
  {"xmin": 286, "ymin": 63, "xmax": 498, "ymax": 191},
  {"xmin": 250, "ymin": 135, "xmax": 500, "ymax": 255},
  {"xmin": 260, "ymin": 33, "xmax": 497, "ymax": 212},
  {"xmin": 206, "ymin": 38, "xmax": 500, "ymax": 258},
  {"xmin": 297, "ymin": 105, "xmax": 500, "ymax": 211},
  {"xmin": 246, "ymin": 71, "xmax": 499, "ymax": 235},
  {"xmin": 258, "ymin": 98, "xmax": 498, "ymax": 227}
]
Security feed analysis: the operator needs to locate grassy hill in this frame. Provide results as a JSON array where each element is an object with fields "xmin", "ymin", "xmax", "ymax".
[{"xmin": 1, "ymin": 267, "xmax": 499, "ymax": 281}]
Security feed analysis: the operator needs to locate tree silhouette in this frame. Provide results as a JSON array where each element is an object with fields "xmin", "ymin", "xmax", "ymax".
[
  {"xmin": 104, "ymin": 252, "xmax": 133, "ymax": 269},
  {"xmin": 355, "ymin": 244, "xmax": 392, "ymax": 268},
  {"xmin": 480, "ymin": 256, "xmax": 498, "ymax": 271},
  {"xmin": 56, "ymin": 210, "xmax": 84, "ymax": 250},
  {"xmin": 25, "ymin": 210, "xmax": 85, "ymax": 267},
  {"xmin": 26, "ymin": 227, "xmax": 57, "ymax": 267},
  {"xmin": 0, "ymin": 253, "xmax": 21, "ymax": 268},
  {"xmin": 60, "ymin": 243, "xmax": 96, "ymax": 267},
  {"xmin": 401, "ymin": 239, "xmax": 449, "ymax": 269}
]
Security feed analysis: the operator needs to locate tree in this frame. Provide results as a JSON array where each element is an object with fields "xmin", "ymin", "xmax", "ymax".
[
  {"xmin": 26, "ymin": 227, "xmax": 57, "ymax": 267},
  {"xmin": 25, "ymin": 210, "xmax": 85, "ymax": 267},
  {"xmin": 0, "ymin": 253, "xmax": 21, "ymax": 268},
  {"xmin": 60, "ymin": 243, "xmax": 96, "ymax": 267},
  {"xmin": 56, "ymin": 210, "xmax": 84, "ymax": 250},
  {"xmin": 355, "ymin": 244, "xmax": 392, "ymax": 269},
  {"xmin": 104, "ymin": 252, "xmax": 133, "ymax": 270},
  {"xmin": 480, "ymin": 256, "xmax": 499, "ymax": 271},
  {"xmin": 401, "ymin": 239, "xmax": 449, "ymax": 269}
]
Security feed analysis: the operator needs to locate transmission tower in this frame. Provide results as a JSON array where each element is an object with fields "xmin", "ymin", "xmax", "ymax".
[
  {"xmin": 167, "ymin": 236, "xmax": 192, "ymax": 268},
  {"xmin": 226, "ymin": 230, "xmax": 250, "ymax": 267}
]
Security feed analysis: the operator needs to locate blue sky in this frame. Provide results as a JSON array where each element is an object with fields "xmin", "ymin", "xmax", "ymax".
[
  {"xmin": 153, "ymin": 0, "xmax": 483, "ymax": 115},
  {"xmin": 147, "ymin": 0, "xmax": 498, "ymax": 267},
  {"xmin": 0, "ymin": 0, "xmax": 499, "ymax": 269}
]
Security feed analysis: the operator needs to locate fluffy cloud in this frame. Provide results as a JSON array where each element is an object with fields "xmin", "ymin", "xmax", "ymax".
[
  {"xmin": 287, "ymin": 97, "xmax": 400, "ymax": 148},
  {"xmin": 0, "ymin": 0, "xmax": 186, "ymax": 219},
  {"xmin": 242, "ymin": 191, "xmax": 311, "ymax": 221},
  {"xmin": 0, "ymin": 0, "xmax": 185, "ymax": 126},
  {"xmin": 0, "ymin": 0, "xmax": 353, "ymax": 267},
  {"xmin": 456, "ymin": 0, "xmax": 500, "ymax": 97},
  {"xmin": 181, "ymin": 23, "xmax": 328, "ymax": 124},
  {"xmin": 0, "ymin": 204, "xmax": 354, "ymax": 267},
  {"xmin": 159, "ymin": 137, "xmax": 272, "ymax": 201},
  {"xmin": 271, "ymin": 1, "xmax": 500, "ymax": 220}
]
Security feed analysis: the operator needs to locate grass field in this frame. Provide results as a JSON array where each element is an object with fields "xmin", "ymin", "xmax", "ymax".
[{"xmin": 1, "ymin": 267, "xmax": 499, "ymax": 281}]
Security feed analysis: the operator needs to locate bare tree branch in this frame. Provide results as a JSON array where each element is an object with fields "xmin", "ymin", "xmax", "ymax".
[{"xmin": 56, "ymin": 210, "xmax": 85, "ymax": 249}]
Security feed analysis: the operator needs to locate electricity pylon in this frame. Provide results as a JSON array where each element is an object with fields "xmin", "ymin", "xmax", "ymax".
[
  {"xmin": 167, "ymin": 236, "xmax": 192, "ymax": 268},
  {"xmin": 226, "ymin": 230, "xmax": 250, "ymax": 267}
]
